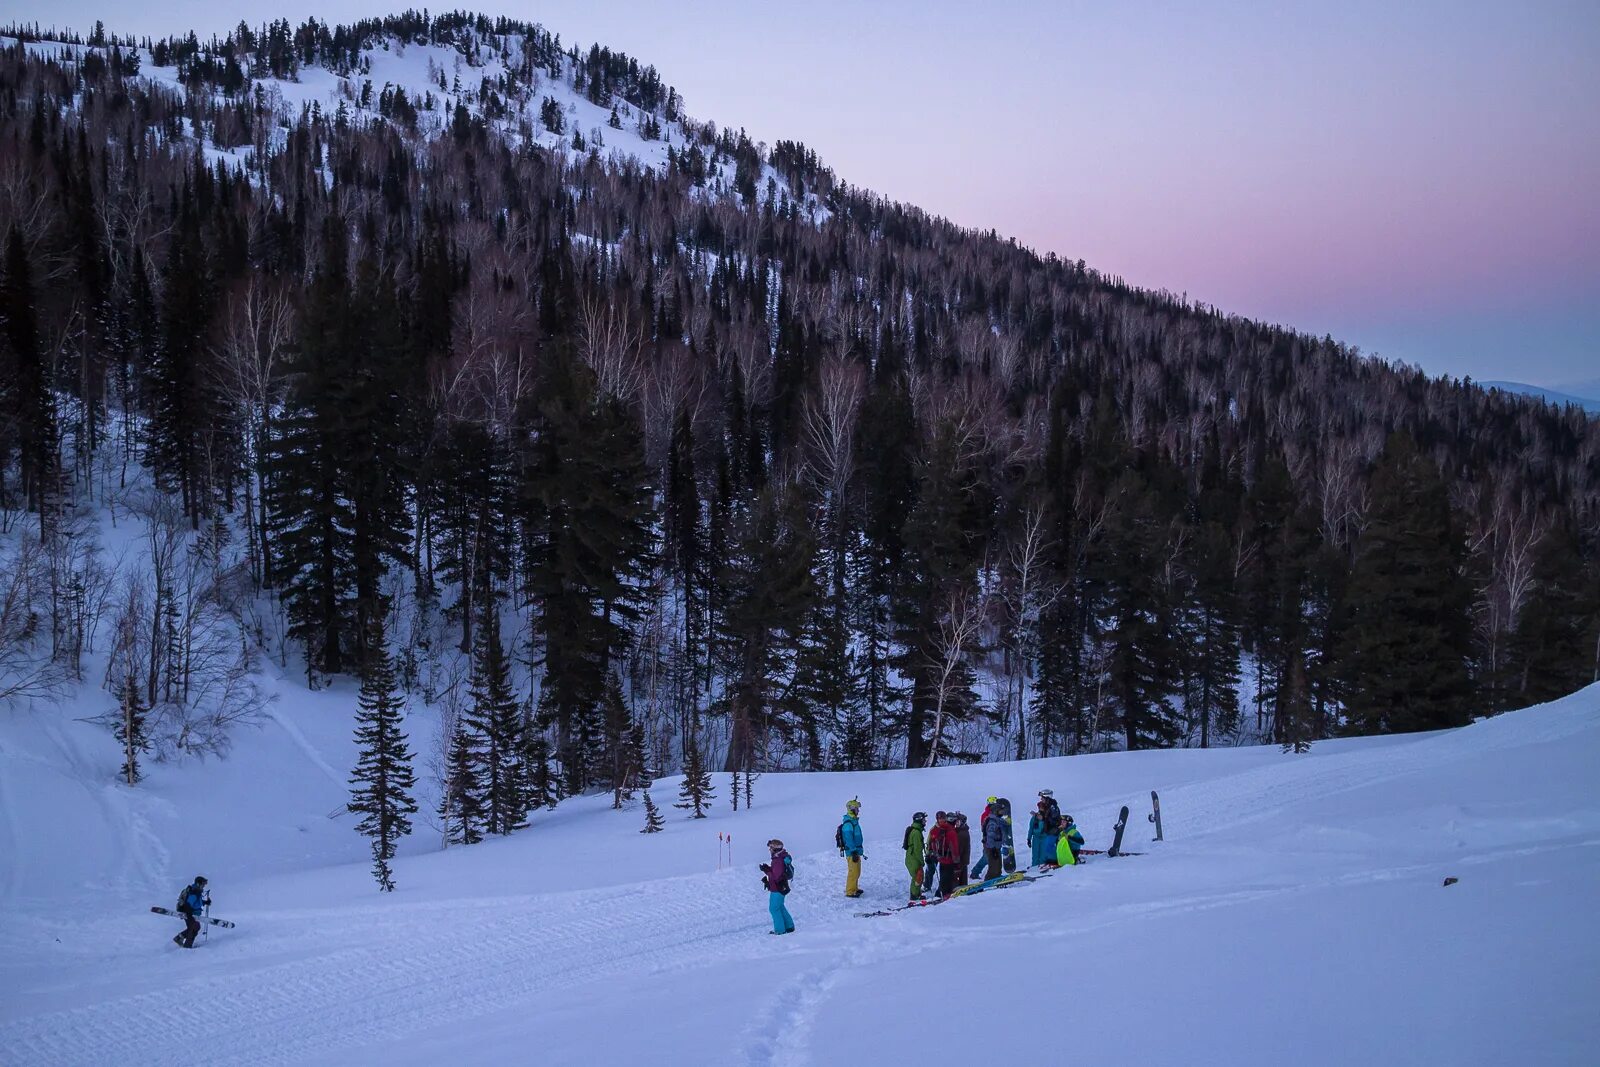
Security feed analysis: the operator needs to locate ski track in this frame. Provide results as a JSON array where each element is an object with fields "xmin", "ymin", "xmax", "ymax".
[{"xmin": 261, "ymin": 704, "xmax": 348, "ymax": 794}]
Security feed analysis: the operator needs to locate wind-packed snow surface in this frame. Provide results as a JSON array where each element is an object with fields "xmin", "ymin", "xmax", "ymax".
[{"xmin": 2, "ymin": 685, "xmax": 1597, "ymax": 1065}]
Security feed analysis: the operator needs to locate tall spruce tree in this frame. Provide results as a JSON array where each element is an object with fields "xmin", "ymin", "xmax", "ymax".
[
  {"xmin": 0, "ymin": 227, "xmax": 59, "ymax": 523},
  {"xmin": 439, "ymin": 716, "xmax": 485, "ymax": 846},
  {"xmin": 464, "ymin": 609, "xmax": 527, "ymax": 835},
  {"xmin": 347, "ymin": 618, "xmax": 418, "ymax": 891},
  {"xmin": 521, "ymin": 348, "xmax": 653, "ymax": 793},
  {"xmin": 1340, "ymin": 433, "xmax": 1475, "ymax": 733}
]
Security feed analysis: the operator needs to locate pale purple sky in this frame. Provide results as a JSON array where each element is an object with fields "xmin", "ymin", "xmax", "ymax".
[{"xmin": 7, "ymin": 0, "xmax": 1597, "ymax": 385}]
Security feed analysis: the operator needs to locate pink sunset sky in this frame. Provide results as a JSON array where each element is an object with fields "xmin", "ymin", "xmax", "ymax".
[{"xmin": 7, "ymin": 0, "xmax": 1597, "ymax": 385}]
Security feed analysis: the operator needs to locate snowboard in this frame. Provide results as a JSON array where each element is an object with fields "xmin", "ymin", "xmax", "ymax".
[
  {"xmin": 949, "ymin": 871, "xmax": 1027, "ymax": 898},
  {"xmin": 150, "ymin": 906, "xmax": 236, "ymax": 929},
  {"xmin": 1148, "ymin": 790, "xmax": 1163, "ymax": 842},
  {"xmin": 1108, "ymin": 805, "xmax": 1129, "ymax": 858}
]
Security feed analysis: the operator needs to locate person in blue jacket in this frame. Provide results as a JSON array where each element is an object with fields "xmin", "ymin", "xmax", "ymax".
[
  {"xmin": 173, "ymin": 875, "xmax": 209, "ymax": 948},
  {"xmin": 839, "ymin": 798, "xmax": 865, "ymax": 897},
  {"xmin": 1028, "ymin": 794, "xmax": 1061, "ymax": 868},
  {"xmin": 761, "ymin": 840, "xmax": 796, "ymax": 934}
]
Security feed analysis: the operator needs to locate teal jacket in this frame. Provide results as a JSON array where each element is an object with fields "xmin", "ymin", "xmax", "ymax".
[{"xmin": 840, "ymin": 813, "xmax": 863, "ymax": 856}]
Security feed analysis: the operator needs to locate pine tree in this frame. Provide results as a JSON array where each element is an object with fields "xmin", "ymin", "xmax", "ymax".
[
  {"xmin": 1340, "ymin": 433, "xmax": 1475, "ymax": 734},
  {"xmin": 1507, "ymin": 521, "xmax": 1595, "ymax": 705},
  {"xmin": 347, "ymin": 619, "xmax": 418, "ymax": 891},
  {"xmin": 1277, "ymin": 645, "xmax": 1316, "ymax": 754},
  {"xmin": 743, "ymin": 769, "xmax": 756, "ymax": 809},
  {"xmin": 521, "ymin": 347, "xmax": 653, "ymax": 793},
  {"xmin": 640, "ymin": 790, "xmax": 664, "ymax": 832},
  {"xmin": 0, "ymin": 227, "xmax": 59, "ymax": 524},
  {"xmin": 675, "ymin": 727, "xmax": 714, "ymax": 818},
  {"xmin": 114, "ymin": 675, "xmax": 149, "ymax": 785},
  {"xmin": 439, "ymin": 716, "xmax": 485, "ymax": 846},
  {"xmin": 465, "ymin": 609, "xmax": 527, "ymax": 835},
  {"xmin": 730, "ymin": 768, "xmax": 741, "ymax": 811}
]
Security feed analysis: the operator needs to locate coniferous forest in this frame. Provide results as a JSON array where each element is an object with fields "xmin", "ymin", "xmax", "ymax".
[{"xmin": 0, "ymin": 12, "xmax": 1596, "ymax": 815}]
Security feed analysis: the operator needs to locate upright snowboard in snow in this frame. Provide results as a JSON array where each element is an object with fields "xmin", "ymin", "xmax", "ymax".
[
  {"xmin": 1149, "ymin": 791, "xmax": 1164, "ymax": 842},
  {"xmin": 1109, "ymin": 805, "xmax": 1130, "ymax": 857},
  {"xmin": 150, "ymin": 907, "xmax": 236, "ymax": 929}
]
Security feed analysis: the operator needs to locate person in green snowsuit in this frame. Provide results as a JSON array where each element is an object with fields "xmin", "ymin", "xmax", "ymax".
[
  {"xmin": 902, "ymin": 812, "xmax": 927, "ymax": 900},
  {"xmin": 1055, "ymin": 815, "xmax": 1086, "ymax": 866}
]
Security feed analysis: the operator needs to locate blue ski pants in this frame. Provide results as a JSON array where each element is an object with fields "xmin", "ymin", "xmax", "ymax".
[
  {"xmin": 971, "ymin": 851, "xmax": 989, "ymax": 880},
  {"xmin": 1031, "ymin": 833, "xmax": 1058, "ymax": 868},
  {"xmin": 769, "ymin": 891, "xmax": 794, "ymax": 934}
]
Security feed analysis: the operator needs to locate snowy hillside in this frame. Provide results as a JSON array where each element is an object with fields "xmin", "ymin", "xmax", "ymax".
[
  {"xmin": 2, "ymin": 684, "xmax": 1597, "ymax": 1065},
  {"xmin": 3, "ymin": 25, "xmax": 830, "ymax": 222}
]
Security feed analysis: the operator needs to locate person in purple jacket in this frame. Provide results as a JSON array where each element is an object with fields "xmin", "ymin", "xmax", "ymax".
[{"xmin": 761, "ymin": 839, "xmax": 796, "ymax": 935}]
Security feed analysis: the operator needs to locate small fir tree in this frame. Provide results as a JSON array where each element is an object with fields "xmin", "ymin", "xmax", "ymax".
[
  {"xmin": 640, "ymin": 790, "xmax": 664, "ymax": 833},
  {"xmin": 347, "ymin": 622, "xmax": 418, "ymax": 891},
  {"xmin": 730, "ymin": 768, "xmax": 741, "ymax": 811},
  {"xmin": 115, "ymin": 675, "xmax": 149, "ymax": 785},
  {"xmin": 439, "ymin": 716, "xmax": 485, "ymax": 846},
  {"xmin": 675, "ymin": 728, "xmax": 715, "ymax": 818},
  {"xmin": 743, "ymin": 769, "xmax": 757, "ymax": 809}
]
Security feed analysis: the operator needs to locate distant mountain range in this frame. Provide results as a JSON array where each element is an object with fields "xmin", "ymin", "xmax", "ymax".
[{"xmin": 1481, "ymin": 381, "xmax": 1600, "ymax": 414}]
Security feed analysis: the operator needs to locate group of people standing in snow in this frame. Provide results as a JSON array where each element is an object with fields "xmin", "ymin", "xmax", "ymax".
[{"xmin": 758, "ymin": 790, "xmax": 1089, "ymax": 935}]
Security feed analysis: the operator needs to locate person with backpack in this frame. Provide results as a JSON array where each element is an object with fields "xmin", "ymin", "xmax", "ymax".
[
  {"xmin": 838, "ymin": 798, "xmax": 865, "ymax": 897},
  {"xmin": 172, "ymin": 875, "xmax": 209, "ymax": 949},
  {"xmin": 980, "ymin": 802, "xmax": 1007, "ymax": 883},
  {"xmin": 927, "ymin": 811, "xmax": 961, "ymax": 899},
  {"xmin": 1056, "ymin": 814, "xmax": 1086, "ymax": 867},
  {"xmin": 761, "ymin": 839, "xmax": 795, "ymax": 934},
  {"xmin": 971, "ymin": 797, "xmax": 998, "ymax": 880},
  {"xmin": 999, "ymin": 799, "xmax": 1018, "ymax": 872},
  {"xmin": 952, "ymin": 812, "xmax": 972, "ymax": 887},
  {"xmin": 902, "ymin": 811, "xmax": 927, "ymax": 901}
]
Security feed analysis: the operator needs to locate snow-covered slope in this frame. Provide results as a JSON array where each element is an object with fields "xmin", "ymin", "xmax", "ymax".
[{"xmin": 2, "ymin": 685, "xmax": 1597, "ymax": 1065}]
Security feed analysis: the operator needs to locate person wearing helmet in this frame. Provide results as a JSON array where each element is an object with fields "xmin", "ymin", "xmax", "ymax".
[
  {"xmin": 839, "ymin": 798, "xmax": 865, "ymax": 897},
  {"xmin": 980, "ymin": 802, "xmax": 1007, "ymax": 882},
  {"xmin": 172, "ymin": 875, "xmax": 209, "ymax": 949},
  {"xmin": 760, "ymin": 840, "xmax": 795, "ymax": 934},
  {"xmin": 1028, "ymin": 791, "xmax": 1061, "ymax": 868},
  {"xmin": 1056, "ymin": 815, "xmax": 1086, "ymax": 867},
  {"xmin": 927, "ymin": 811, "xmax": 961, "ymax": 899},
  {"xmin": 902, "ymin": 812, "xmax": 927, "ymax": 901},
  {"xmin": 971, "ymin": 797, "xmax": 999, "ymax": 880}
]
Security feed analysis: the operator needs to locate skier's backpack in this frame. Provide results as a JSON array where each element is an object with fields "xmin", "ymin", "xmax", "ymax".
[
  {"xmin": 176, "ymin": 888, "xmax": 191, "ymax": 914},
  {"xmin": 835, "ymin": 823, "xmax": 845, "ymax": 851}
]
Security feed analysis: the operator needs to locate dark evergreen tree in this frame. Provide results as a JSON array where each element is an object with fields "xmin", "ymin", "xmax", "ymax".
[
  {"xmin": 114, "ymin": 675, "xmax": 149, "ymax": 786},
  {"xmin": 640, "ymin": 790, "xmax": 664, "ymax": 832},
  {"xmin": 0, "ymin": 227, "xmax": 59, "ymax": 522},
  {"xmin": 1508, "ymin": 521, "xmax": 1595, "ymax": 704},
  {"xmin": 714, "ymin": 483, "xmax": 815, "ymax": 771},
  {"xmin": 347, "ymin": 619, "xmax": 418, "ymax": 891},
  {"xmin": 1340, "ymin": 433, "xmax": 1475, "ymax": 734},
  {"xmin": 464, "ymin": 609, "xmax": 527, "ymax": 835},
  {"xmin": 439, "ymin": 717, "xmax": 485, "ymax": 846},
  {"xmin": 521, "ymin": 348, "xmax": 653, "ymax": 793},
  {"xmin": 675, "ymin": 726, "xmax": 714, "ymax": 817},
  {"xmin": 146, "ymin": 186, "xmax": 219, "ymax": 524}
]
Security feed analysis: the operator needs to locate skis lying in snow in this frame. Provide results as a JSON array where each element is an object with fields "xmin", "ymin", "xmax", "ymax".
[
  {"xmin": 856, "ymin": 872, "xmax": 1029, "ymax": 916},
  {"xmin": 150, "ymin": 907, "xmax": 236, "ymax": 929}
]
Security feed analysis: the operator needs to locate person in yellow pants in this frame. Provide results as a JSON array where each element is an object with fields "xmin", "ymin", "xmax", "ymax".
[{"xmin": 839, "ymin": 798, "xmax": 864, "ymax": 897}]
